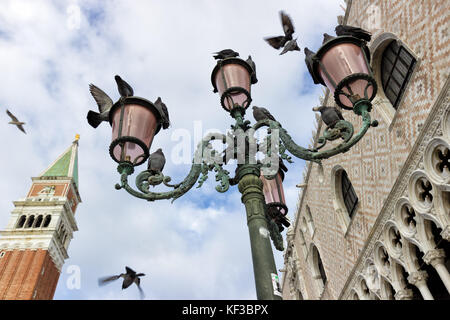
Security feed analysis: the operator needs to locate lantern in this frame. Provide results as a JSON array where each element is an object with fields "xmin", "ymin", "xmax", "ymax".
[
  {"xmin": 260, "ymin": 159, "xmax": 290, "ymax": 231},
  {"xmin": 211, "ymin": 57, "xmax": 255, "ymax": 112},
  {"xmin": 109, "ymin": 97, "xmax": 162, "ymax": 166},
  {"xmin": 312, "ymin": 36, "xmax": 377, "ymax": 110}
]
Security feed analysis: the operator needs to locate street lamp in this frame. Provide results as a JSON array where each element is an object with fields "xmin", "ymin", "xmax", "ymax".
[
  {"xmin": 312, "ymin": 35, "xmax": 377, "ymax": 112},
  {"xmin": 109, "ymin": 97, "xmax": 162, "ymax": 166},
  {"xmin": 99, "ymin": 33, "xmax": 379, "ymax": 300}
]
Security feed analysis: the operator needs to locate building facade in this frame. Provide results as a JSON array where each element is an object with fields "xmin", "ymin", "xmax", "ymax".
[
  {"xmin": 281, "ymin": 0, "xmax": 450, "ymax": 300},
  {"xmin": 0, "ymin": 137, "xmax": 81, "ymax": 300}
]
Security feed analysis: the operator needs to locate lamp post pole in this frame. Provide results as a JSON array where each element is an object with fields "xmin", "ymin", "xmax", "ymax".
[{"xmin": 237, "ymin": 164, "xmax": 282, "ymax": 300}]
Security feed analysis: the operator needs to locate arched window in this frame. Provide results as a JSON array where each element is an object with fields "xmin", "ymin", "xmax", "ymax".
[
  {"xmin": 43, "ymin": 215, "xmax": 51, "ymax": 228},
  {"xmin": 381, "ymin": 40, "xmax": 416, "ymax": 110},
  {"xmin": 16, "ymin": 215, "xmax": 26, "ymax": 228},
  {"xmin": 341, "ymin": 170, "xmax": 358, "ymax": 219},
  {"xmin": 305, "ymin": 205, "xmax": 315, "ymax": 235},
  {"xmin": 310, "ymin": 244, "xmax": 327, "ymax": 294},
  {"xmin": 25, "ymin": 215, "xmax": 35, "ymax": 228},
  {"xmin": 34, "ymin": 215, "xmax": 43, "ymax": 228}
]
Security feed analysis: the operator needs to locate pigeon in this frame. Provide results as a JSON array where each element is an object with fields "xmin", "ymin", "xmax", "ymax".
[
  {"xmin": 279, "ymin": 38, "xmax": 300, "ymax": 55},
  {"xmin": 154, "ymin": 97, "xmax": 170, "ymax": 129},
  {"xmin": 115, "ymin": 75, "xmax": 134, "ymax": 98},
  {"xmin": 252, "ymin": 106, "xmax": 276, "ymax": 122},
  {"xmin": 322, "ymin": 33, "xmax": 336, "ymax": 44},
  {"xmin": 246, "ymin": 55, "xmax": 258, "ymax": 84},
  {"xmin": 304, "ymin": 47, "xmax": 321, "ymax": 84},
  {"xmin": 147, "ymin": 148, "xmax": 166, "ymax": 174},
  {"xmin": 86, "ymin": 84, "xmax": 114, "ymax": 128},
  {"xmin": 335, "ymin": 24, "xmax": 372, "ymax": 42},
  {"xmin": 98, "ymin": 266, "xmax": 145, "ymax": 299},
  {"xmin": 312, "ymin": 106, "xmax": 344, "ymax": 128},
  {"xmin": 264, "ymin": 11, "xmax": 295, "ymax": 50},
  {"xmin": 6, "ymin": 109, "xmax": 26, "ymax": 134},
  {"xmin": 213, "ymin": 49, "xmax": 239, "ymax": 60}
]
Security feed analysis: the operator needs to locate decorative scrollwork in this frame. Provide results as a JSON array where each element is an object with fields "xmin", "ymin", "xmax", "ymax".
[
  {"xmin": 252, "ymin": 99, "xmax": 376, "ymax": 163},
  {"xmin": 115, "ymin": 132, "xmax": 231, "ymax": 202}
]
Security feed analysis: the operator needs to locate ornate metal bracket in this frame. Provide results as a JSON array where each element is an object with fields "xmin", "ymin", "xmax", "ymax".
[
  {"xmin": 253, "ymin": 99, "xmax": 378, "ymax": 167},
  {"xmin": 114, "ymin": 132, "xmax": 232, "ymax": 202}
]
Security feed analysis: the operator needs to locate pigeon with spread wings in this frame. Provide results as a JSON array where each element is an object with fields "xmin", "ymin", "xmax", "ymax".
[
  {"xmin": 6, "ymin": 109, "xmax": 26, "ymax": 134},
  {"xmin": 98, "ymin": 266, "xmax": 146, "ymax": 299},
  {"xmin": 86, "ymin": 84, "xmax": 114, "ymax": 128},
  {"xmin": 265, "ymin": 11, "xmax": 296, "ymax": 51}
]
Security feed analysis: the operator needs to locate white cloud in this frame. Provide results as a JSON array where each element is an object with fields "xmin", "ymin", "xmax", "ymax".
[{"xmin": 0, "ymin": 0, "xmax": 342, "ymax": 299}]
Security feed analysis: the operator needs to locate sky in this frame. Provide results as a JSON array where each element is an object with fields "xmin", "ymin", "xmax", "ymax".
[{"xmin": 0, "ymin": 0, "xmax": 344, "ymax": 300}]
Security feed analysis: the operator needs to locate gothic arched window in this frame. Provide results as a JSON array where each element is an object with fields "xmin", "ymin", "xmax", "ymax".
[
  {"xmin": 311, "ymin": 244, "xmax": 327, "ymax": 291},
  {"xmin": 381, "ymin": 40, "xmax": 416, "ymax": 110},
  {"xmin": 341, "ymin": 170, "xmax": 358, "ymax": 219}
]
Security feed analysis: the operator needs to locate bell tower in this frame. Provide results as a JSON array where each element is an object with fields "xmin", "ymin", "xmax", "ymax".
[{"xmin": 0, "ymin": 135, "xmax": 81, "ymax": 300}]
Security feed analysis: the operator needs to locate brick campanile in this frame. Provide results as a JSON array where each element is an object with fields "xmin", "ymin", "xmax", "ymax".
[{"xmin": 0, "ymin": 136, "xmax": 81, "ymax": 300}]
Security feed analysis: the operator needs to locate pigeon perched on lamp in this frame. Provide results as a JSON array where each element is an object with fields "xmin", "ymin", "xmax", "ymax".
[
  {"xmin": 322, "ymin": 33, "xmax": 336, "ymax": 44},
  {"xmin": 246, "ymin": 55, "xmax": 258, "ymax": 84},
  {"xmin": 312, "ymin": 106, "xmax": 345, "ymax": 128},
  {"xmin": 213, "ymin": 49, "xmax": 239, "ymax": 60},
  {"xmin": 304, "ymin": 47, "xmax": 321, "ymax": 85},
  {"xmin": 115, "ymin": 75, "xmax": 134, "ymax": 98},
  {"xmin": 147, "ymin": 148, "xmax": 166, "ymax": 175},
  {"xmin": 252, "ymin": 106, "xmax": 277, "ymax": 122},
  {"xmin": 335, "ymin": 24, "xmax": 372, "ymax": 42},
  {"xmin": 154, "ymin": 97, "xmax": 170, "ymax": 129}
]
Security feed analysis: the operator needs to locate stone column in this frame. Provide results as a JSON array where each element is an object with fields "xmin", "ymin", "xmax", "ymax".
[
  {"xmin": 407, "ymin": 270, "xmax": 434, "ymax": 300},
  {"xmin": 424, "ymin": 249, "xmax": 450, "ymax": 294}
]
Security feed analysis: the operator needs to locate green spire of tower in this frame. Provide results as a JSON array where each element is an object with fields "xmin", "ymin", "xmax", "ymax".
[{"xmin": 39, "ymin": 135, "xmax": 80, "ymax": 188}]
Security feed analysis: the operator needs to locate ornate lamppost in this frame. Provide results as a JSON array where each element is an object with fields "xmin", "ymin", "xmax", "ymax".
[{"xmin": 97, "ymin": 34, "xmax": 379, "ymax": 300}]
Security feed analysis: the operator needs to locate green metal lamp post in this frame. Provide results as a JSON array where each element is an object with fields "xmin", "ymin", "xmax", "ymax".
[{"xmin": 107, "ymin": 35, "xmax": 378, "ymax": 300}]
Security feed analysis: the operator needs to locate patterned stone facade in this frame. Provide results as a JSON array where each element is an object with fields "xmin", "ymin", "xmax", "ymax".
[{"xmin": 281, "ymin": 0, "xmax": 450, "ymax": 300}]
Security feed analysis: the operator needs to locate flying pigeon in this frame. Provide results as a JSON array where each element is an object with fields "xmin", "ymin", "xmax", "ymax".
[
  {"xmin": 335, "ymin": 24, "xmax": 372, "ymax": 42},
  {"xmin": 6, "ymin": 109, "xmax": 26, "ymax": 134},
  {"xmin": 115, "ymin": 75, "xmax": 134, "ymax": 98},
  {"xmin": 213, "ymin": 49, "xmax": 239, "ymax": 60},
  {"xmin": 279, "ymin": 38, "xmax": 300, "ymax": 55},
  {"xmin": 147, "ymin": 148, "xmax": 166, "ymax": 174},
  {"xmin": 86, "ymin": 84, "xmax": 114, "ymax": 128},
  {"xmin": 304, "ymin": 47, "xmax": 321, "ymax": 84},
  {"xmin": 246, "ymin": 55, "xmax": 258, "ymax": 84},
  {"xmin": 264, "ymin": 11, "xmax": 295, "ymax": 50},
  {"xmin": 154, "ymin": 97, "xmax": 170, "ymax": 129},
  {"xmin": 312, "ymin": 106, "xmax": 344, "ymax": 128},
  {"xmin": 98, "ymin": 266, "xmax": 145, "ymax": 299},
  {"xmin": 252, "ymin": 106, "xmax": 276, "ymax": 122}
]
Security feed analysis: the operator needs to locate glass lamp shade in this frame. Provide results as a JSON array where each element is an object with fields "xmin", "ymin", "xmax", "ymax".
[
  {"xmin": 211, "ymin": 58, "xmax": 253, "ymax": 111},
  {"xmin": 109, "ymin": 97, "xmax": 161, "ymax": 166},
  {"xmin": 260, "ymin": 172, "xmax": 287, "ymax": 216},
  {"xmin": 315, "ymin": 37, "xmax": 376, "ymax": 109}
]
